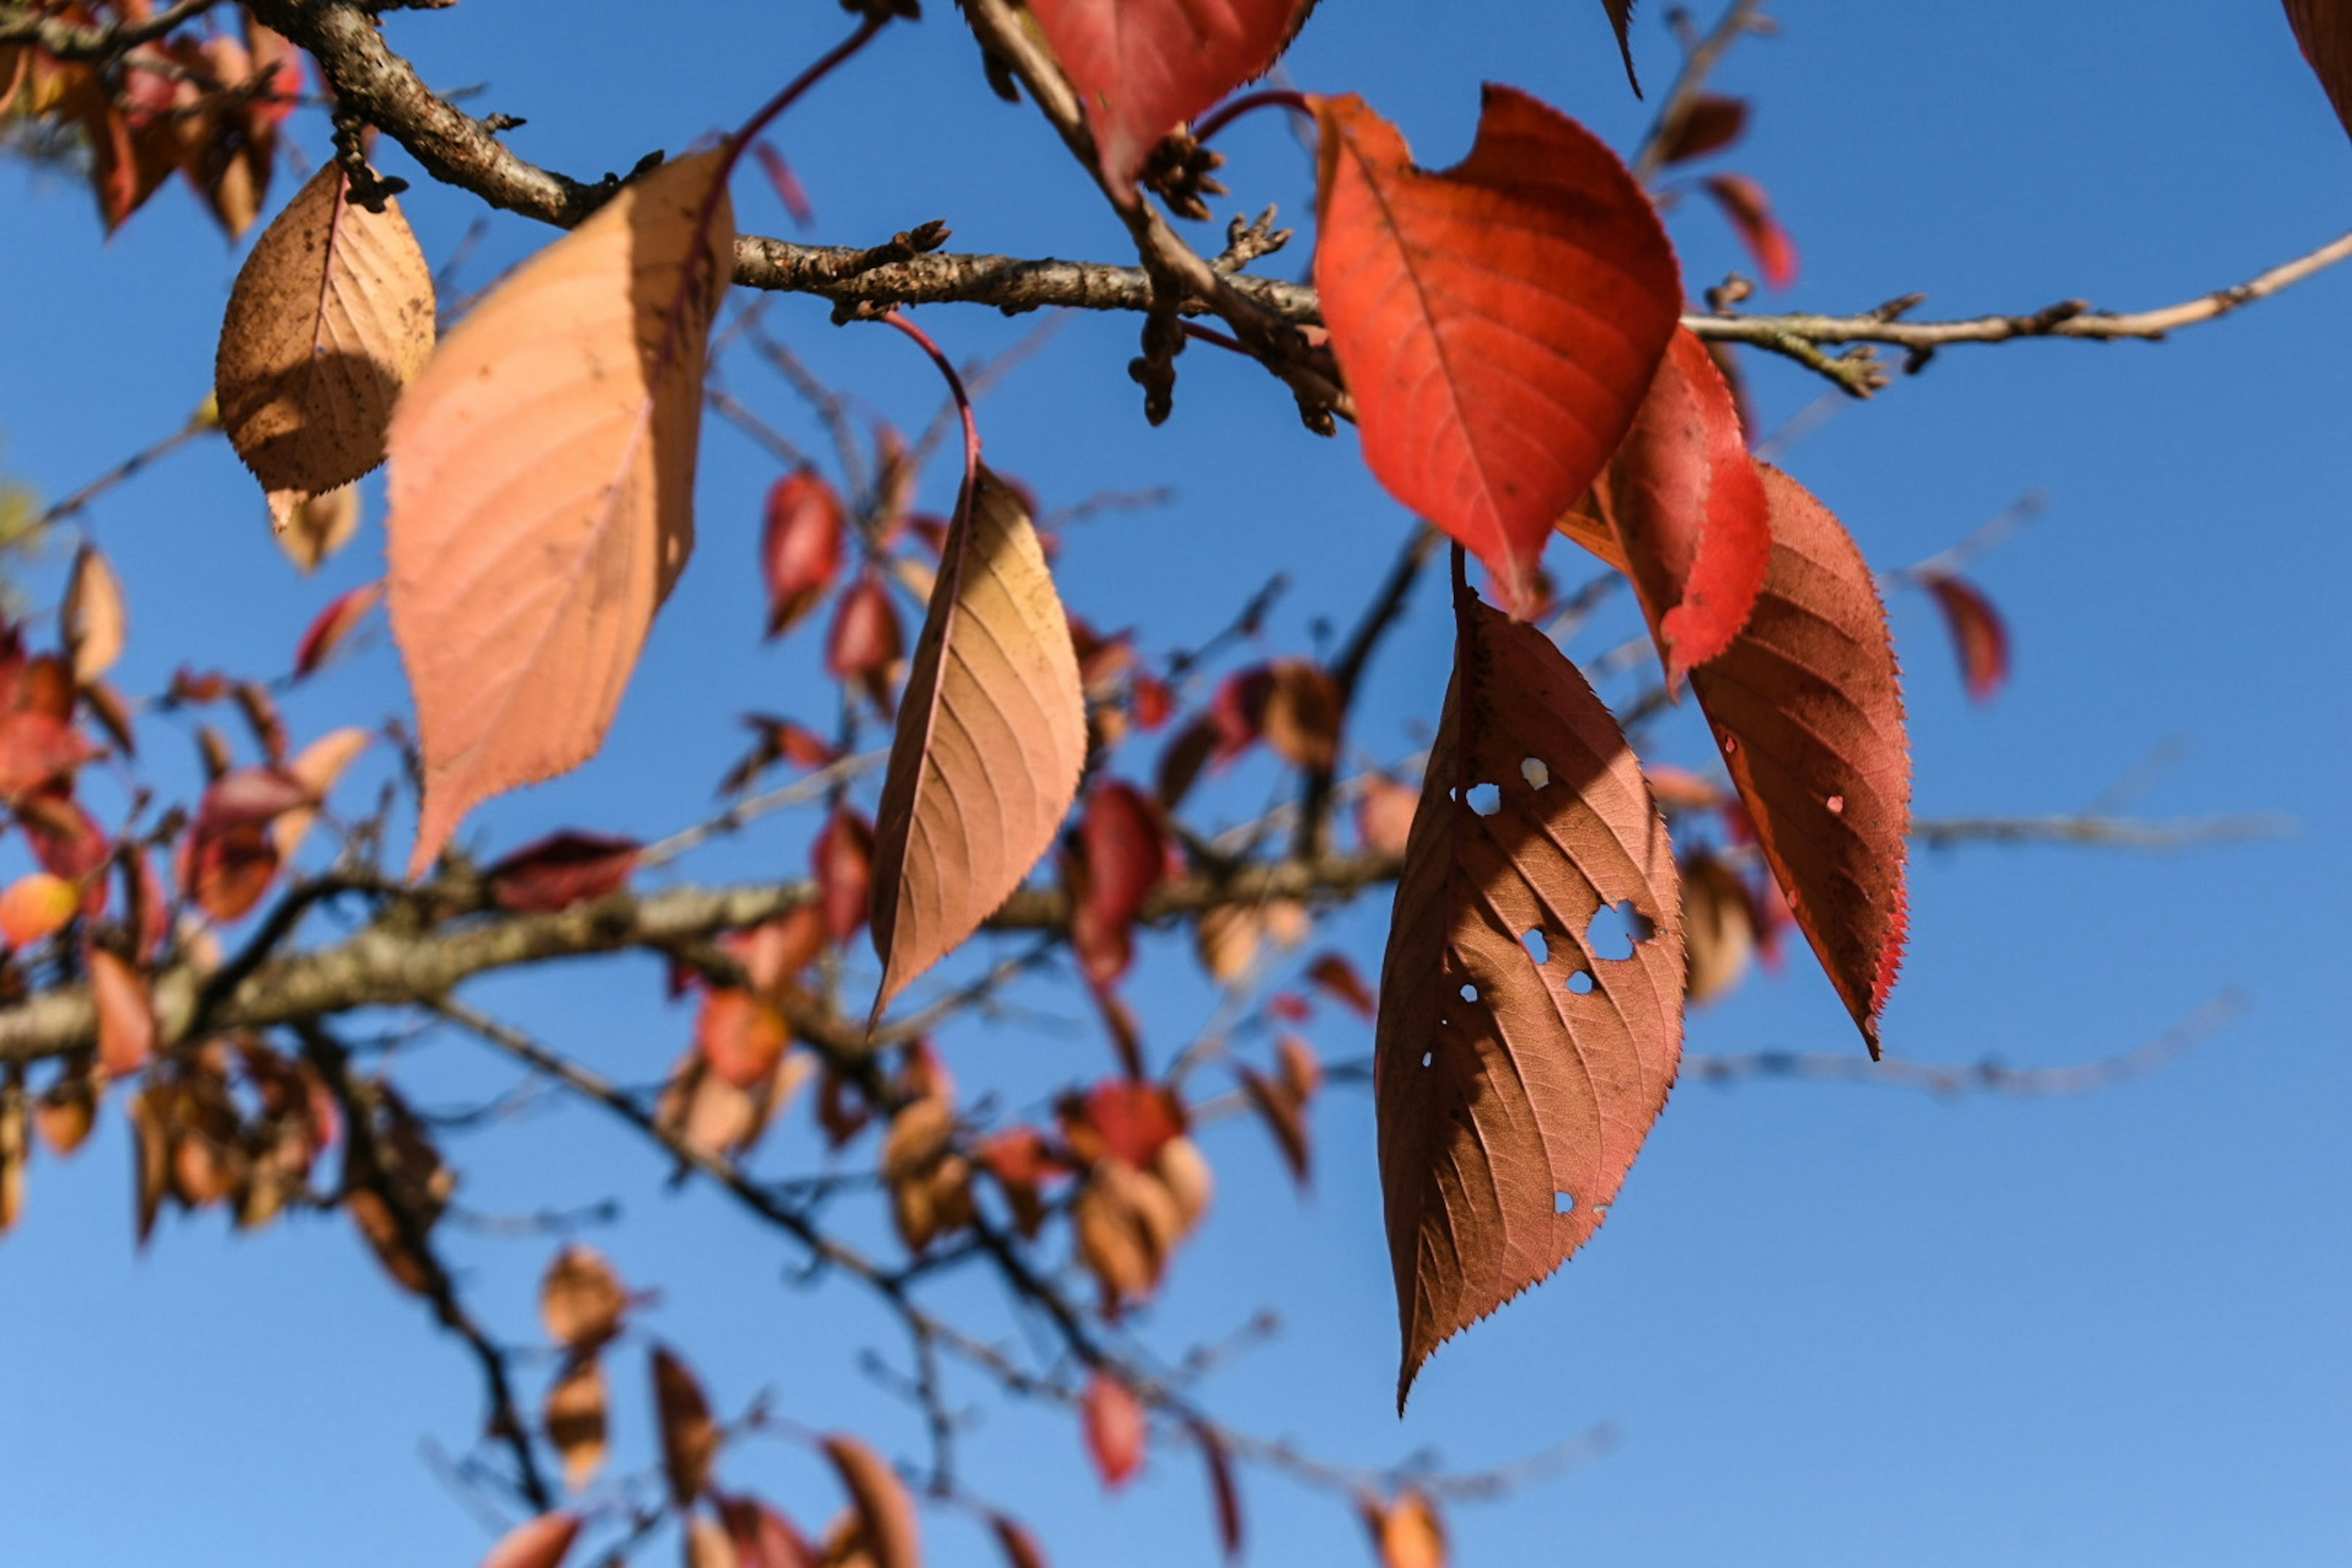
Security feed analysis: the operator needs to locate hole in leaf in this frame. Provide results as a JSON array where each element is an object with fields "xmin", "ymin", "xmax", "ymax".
[
  {"xmin": 1719, "ymin": 733, "xmax": 1738, "ymax": 754},
  {"xmin": 1458, "ymin": 982, "xmax": 1479, "ymax": 1003},
  {"xmin": 1555, "ymin": 1191, "xmax": 1577, "ymax": 1215},
  {"xmin": 1826, "ymin": 794, "xmax": 1845, "ymax": 815},
  {"xmin": 1465, "ymin": 782, "xmax": 1502, "ymax": 816},
  {"xmin": 1521, "ymin": 757, "xmax": 1550, "ymax": 790},
  {"xmin": 1420, "ymin": 1050, "xmax": 1433, "ymax": 1068},
  {"xmin": 1522, "ymin": 928, "xmax": 1549, "ymax": 965},
  {"xmin": 1567, "ymin": 970, "xmax": 1594, "ymax": 995},
  {"xmin": 1585, "ymin": 899, "xmax": 1654, "ymax": 961}
]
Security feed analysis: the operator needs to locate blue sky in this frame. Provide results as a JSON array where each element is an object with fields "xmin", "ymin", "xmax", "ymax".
[{"xmin": 2, "ymin": 2, "xmax": 2348, "ymax": 1565}]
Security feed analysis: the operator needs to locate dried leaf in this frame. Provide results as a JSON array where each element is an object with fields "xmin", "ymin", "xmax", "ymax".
[
  {"xmin": 0, "ymin": 872, "xmax": 80, "ymax": 948},
  {"xmin": 62, "ymin": 543, "xmax": 127, "ymax": 684},
  {"xmin": 2286, "ymin": 0, "xmax": 2352, "ymax": 140},
  {"xmin": 987, "ymin": 1513, "xmax": 1049, "ymax": 1568},
  {"xmin": 35, "ymin": 1065, "xmax": 99, "ymax": 1158},
  {"xmin": 1313, "ymin": 88, "xmax": 1680, "ymax": 616},
  {"xmin": 488, "ymin": 831, "xmax": 643, "ymax": 913},
  {"xmin": 216, "ymin": 164, "xmax": 435, "ymax": 520},
  {"xmin": 541, "ymin": 1243, "xmax": 629, "ymax": 1352},
  {"xmin": 1303, "ymin": 951, "xmax": 1374, "ymax": 1019},
  {"xmin": 1082, "ymin": 1371, "xmax": 1147, "ymax": 1489},
  {"xmin": 1593, "ymin": 328, "xmax": 1770, "ymax": 683},
  {"xmin": 1678, "ymin": 850, "xmax": 1757, "ymax": 1006},
  {"xmin": 272, "ymin": 726, "xmax": 374, "ymax": 862},
  {"xmin": 1189, "ymin": 1420, "xmax": 1243, "ymax": 1561},
  {"xmin": 1370, "ymin": 1492, "xmax": 1447, "ymax": 1568},
  {"xmin": 292, "ymin": 579, "xmax": 384, "ymax": 680},
  {"xmin": 388, "ymin": 151, "xmax": 733, "ymax": 876},
  {"xmin": 763, "ymin": 467, "xmax": 845, "ymax": 638},
  {"xmin": 1026, "ymin": 0, "xmax": 1312, "ymax": 196},
  {"xmin": 276, "ymin": 482, "xmax": 362, "ymax": 574},
  {"xmin": 545, "ymin": 1357, "xmax": 609, "ymax": 1491},
  {"xmin": 1700, "ymin": 173, "xmax": 1798, "ymax": 292},
  {"xmin": 1261, "ymin": 658, "xmax": 1341, "ymax": 772},
  {"xmin": 1921, "ymin": 571, "xmax": 2010, "ymax": 704},
  {"xmin": 480, "ymin": 1512, "xmax": 584, "ymax": 1568},
  {"xmin": 1376, "ymin": 592, "xmax": 1685, "ymax": 1404},
  {"xmin": 1237, "ymin": 1066, "xmax": 1311, "ymax": 1188},
  {"xmin": 1687, "ymin": 464, "xmax": 1909, "ymax": 1052},
  {"xmin": 1657, "ymin": 94, "xmax": 1747, "ymax": 165},
  {"xmin": 653, "ymin": 1346, "xmax": 720, "ymax": 1506},
  {"xmin": 89, "ymin": 946, "xmax": 157, "ymax": 1078},
  {"xmin": 869, "ymin": 468, "xmax": 1086, "ymax": 1016},
  {"xmin": 1151, "ymin": 1134, "xmax": 1215, "ymax": 1234},
  {"xmin": 821, "ymin": 1434, "xmax": 921, "ymax": 1568},
  {"xmin": 0, "ymin": 1079, "xmax": 24, "ymax": 1234},
  {"xmin": 1599, "ymin": 0, "xmax": 1640, "ymax": 94}
]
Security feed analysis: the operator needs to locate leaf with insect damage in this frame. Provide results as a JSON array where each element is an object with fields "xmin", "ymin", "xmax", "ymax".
[
  {"xmin": 1026, "ymin": 0, "xmax": 1314, "ymax": 198},
  {"xmin": 1375, "ymin": 590, "xmax": 1684, "ymax": 1406},
  {"xmin": 1313, "ymin": 88, "xmax": 1680, "ymax": 616},
  {"xmin": 1687, "ymin": 464, "xmax": 1909, "ymax": 1052},
  {"xmin": 216, "ymin": 164, "xmax": 435, "ymax": 528},
  {"xmin": 1586, "ymin": 328, "xmax": 1770, "ymax": 684},
  {"xmin": 2286, "ymin": 0, "xmax": 2352, "ymax": 140},
  {"xmin": 869, "ymin": 467, "xmax": 1085, "ymax": 1017},
  {"xmin": 386, "ymin": 152, "xmax": 732, "ymax": 877}
]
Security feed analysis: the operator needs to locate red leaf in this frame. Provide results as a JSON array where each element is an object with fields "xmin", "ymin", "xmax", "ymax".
[
  {"xmin": 486, "ymin": 831, "xmax": 641, "ymax": 913},
  {"xmin": 1313, "ymin": 88, "xmax": 1681, "ymax": 616},
  {"xmin": 89, "ymin": 947, "xmax": 157, "ymax": 1078},
  {"xmin": 1700, "ymin": 173, "xmax": 1799, "ymax": 291},
  {"xmin": 1081, "ymin": 1078, "xmax": 1182, "ymax": 1169},
  {"xmin": 1026, "ymin": 0, "xmax": 1312, "ymax": 197},
  {"xmin": 698, "ymin": 989, "xmax": 790, "ymax": 1090},
  {"xmin": 478, "ymin": 1513, "xmax": 583, "ymax": 1568},
  {"xmin": 1071, "ymin": 781, "xmax": 1167, "ymax": 988},
  {"xmin": 21, "ymin": 793, "xmax": 110, "ymax": 891},
  {"xmin": 0, "ymin": 710, "xmax": 97, "ymax": 801},
  {"xmin": 178, "ymin": 771, "xmax": 310, "ymax": 924},
  {"xmin": 2286, "ymin": 0, "xmax": 2352, "ymax": 140},
  {"xmin": 292, "ymin": 581, "xmax": 384, "ymax": 680},
  {"xmin": 827, "ymin": 573, "xmax": 904, "ymax": 714},
  {"xmin": 763, "ymin": 467, "xmax": 845, "ymax": 638},
  {"xmin": 1082, "ymin": 1371, "xmax": 1147, "ymax": 1488},
  {"xmin": 813, "ymin": 805, "xmax": 875, "ymax": 944},
  {"xmin": 1594, "ymin": 328, "xmax": 1771, "ymax": 683},
  {"xmin": 1237, "ymin": 1065, "xmax": 1310, "ymax": 1188},
  {"xmin": 1304, "ymin": 951, "xmax": 1375, "ymax": 1020},
  {"xmin": 1687, "ymin": 464, "xmax": 1910, "ymax": 1052},
  {"xmin": 1376, "ymin": 589, "xmax": 1685, "ymax": 1404},
  {"xmin": 1921, "ymin": 572, "xmax": 2010, "ymax": 704}
]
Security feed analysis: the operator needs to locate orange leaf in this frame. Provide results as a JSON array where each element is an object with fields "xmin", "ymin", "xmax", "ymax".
[
  {"xmin": 478, "ymin": 1512, "xmax": 583, "ymax": 1568},
  {"xmin": 821, "ymin": 1434, "xmax": 922, "ymax": 1568},
  {"xmin": 1027, "ymin": 0, "xmax": 1312, "ymax": 197},
  {"xmin": 89, "ymin": 946, "xmax": 157, "ymax": 1079},
  {"xmin": 1595, "ymin": 328, "xmax": 1770, "ymax": 683},
  {"xmin": 699, "ymin": 989, "xmax": 790, "ymax": 1090},
  {"xmin": 387, "ymin": 151, "xmax": 733, "ymax": 876},
  {"xmin": 763, "ymin": 466, "xmax": 845, "ymax": 638},
  {"xmin": 1082, "ymin": 1371, "xmax": 1147, "ymax": 1488},
  {"xmin": 276, "ymin": 483, "xmax": 363, "ymax": 575},
  {"xmin": 869, "ymin": 467, "xmax": 1086, "ymax": 1016},
  {"xmin": 216, "ymin": 164, "xmax": 436, "ymax": 525},
  {"xmin": 1070, "ymin": 781, "xmax": 1166, "ymax": 988},
  {"xmin": 0, "ymin": 872, "xmax": 80, "ymax": 948},
  {"xmin": 1700, "ymin": 173, "xmax": 1798, "ymax": 292},
  {"xmin": 1312, "ymin": 88, "xmax": 1680, "ymax": 616},
  {"xmin": 1375, "ymin": 589, "xmax": 1685, "ymax": 1405},
  {"xmin": 1921, "ymin": 571, "xmax": 2010, "ymax": 704},
  {"xmin": 1687, "ymin": 464, "xmax": 1909, "ymax": 1052},
  {"xmin": 2286, "ymin": 0, "xmax": 2352, "ymax": 140},
  {"xmin": 543, "ymin": 1357, "xmax": 609, "ymax": 1491}
]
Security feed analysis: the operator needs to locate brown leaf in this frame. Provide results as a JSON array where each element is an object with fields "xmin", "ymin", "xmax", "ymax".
[
  {"xmin": 1188, "ymin": 1420, "xmax": 1243, "ymax": 1561},
  {"xmin": 1375, "ymin": 591, "xmax": 1685, "ymax": 1405},
  {"xmin": 1687, "ymin": 464, "xmax": 1909, "ymax": 1052},
  {"xmin": 1598, "ymin": 0, "xmax": 1640, "ymax": 93},
  {"xmin": 388, "ymin": 151, "xmax": 733, "ymax": 876},
  {"xmin": 62, "ymin": 543, "xmax": 127, "ymax": 684},
  {"xmin": 1355, "ymin": 772, "xmax": 1419, "ymax": 856},
  {"xmin": 814, "ymin": 805, "xmax": 875, "ymax": 945},
  {"xmin": 763, "ymin": 467, "xmax": 846, "ymax": 638},
  {"xmin": 1657, "ymin": 93, "xmax": 1747, "ymax": 165},
  {"xmin": 488, "ymin": 831, "xmax": 643, "ymax": 913},
  {"xmin": 868, "ymin": 468, "xmax": 1086, "ymax": 1016},
  {"xmin": 1303, "ymin": 951, "xmax": 1375, "ymax": 1019},
  {"xmin": 1261, "ymin": 658, "xmax": 1341, "ymax": 772},
  {"xmin": 545, "ymin": 1356, "xmax": 610, "ymax": 1491},
  {"xmin": 276, "ymin": 482, "xmax": 362, "ymax": 574},
  {"xmin": 687, "ymin": 1515, "xmax": 741, "ymax": 1568},
  {"xmin": 1237, "ymin": 1066, "xmax": 1311, "ymax": 1189},
  {"xmin": 479, "ymin": 1512, "xmax": 584, "ymax": 1568},
  {"xmin": 2286, "ymin": 0, "xmax": 2352, "ymax": 140},
  {"xmin": 292, "ymin": 579, "xmax": 383, "ymax": 680},
  {"xmin": 1082, "ymin": 1371, "xmax": 1147, "ymax": 1489},
  {"xmin": 1151, "ymin": 1133, "xmax": 1215, "ymax": 1236},
  {"xmin": 987, "ymin": 1513, "xmax": 1049, "ymax": 1568},
  {"xmin": 821, "ymin": 1434, "xmax": 922, "ymax": 1568},
  {"xmin": 1678, "ymin": 850, "xmax": 1758, "ymax": 1006},
  {"xmin": 35, "ymin": 1064, "xmax": 100, "ymax": 1158},
  {"xmin": 0, "ymin": 1079, "xmax": 25, "ymax": 1235},
  {"xmin": 541, "ymin": 1243, "xmax": 629, "ymax": 1352},
  {"xmin": 89, "ymin": 946, "xmax": 157, "ymax": 1078},
  {"xmin": 216, "ymin": 164, "xmax": 435, "ymax": 521},
  {"xmin": 653, "ymin": 1346, "xmax": 720, "ymax": 1506},
  {"xmin": 1312, "ymin": 88, "xmax": 1681, "ymax": 615},
  {"xmin": 1921, "ymin": 571, "xmax": 2010, "ymax": 704}
]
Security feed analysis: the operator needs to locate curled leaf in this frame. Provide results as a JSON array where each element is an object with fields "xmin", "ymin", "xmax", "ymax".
[
  {"xmin": 1313, "ymin": 87, "xmax": 1680, "ymax": 616},
  {"xmin": 869, "ymin": 467, "xmax": 1086, "ymax": 1016},
  {"xmin": 1376, "ymin": 592, "xmax": 1684, "ymax": 1404},
  {"xmin": 292, "ymin": 580, "xmax": 384, "ymax": 681},
  {"xmin": 276, "ymin": 482, "xmax": 362, "ymax": 574},
  {"xmin": 1687, "ymin": 464, "xmax": 1909, "ymax": 1052},
  {"xmin": 1921, "ymin": 571, "xmax": 2010, "ymax": 704},
  {"xmin": 388, "ymin": 151, "xmax": 733, "ymax": 876}
]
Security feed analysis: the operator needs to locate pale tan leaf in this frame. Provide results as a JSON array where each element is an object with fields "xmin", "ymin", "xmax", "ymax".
[
  {"xmin": 868, "ymin": 467, "xmax": 1085, "ymax": 1014},
  {"xmin": 686, "ymin": 1514, "xmax": 741, "ymax": 1568},
  {"xmin": 653, "ymin": 1344, "xmax": 720, "ymax": 1506},
  {"xmin": 387, "ymin": 152, "xmax": 734, "ymax": 875},
  {"xmin": 544, "ymin": 1356, "xmax": 609, "ymax": 1491},
  {"xmin": 1375, "ymin": 593, "xmax": 1684, "ymax": 1406},
  {"xmin": 276, "ymin": 482, "xmax": 361, "ymax": 574},
  {"xmin": 823, "ymin": 1434, "xmax": 922, "ymax": 1568},
  {"xmin": 271, "ymin": 726, "xmax": 374, "ymax": 862},
  {"xmin": 62, "ymin": 543, "xmax": 127, "ymax": 683},
  {"xmin": 215, "ymin": 164, "xmax": 435, "ymax": 514},
  {"xmin": 541, "ymin": 1243, "xmax": 629, "ymax": 1352}
]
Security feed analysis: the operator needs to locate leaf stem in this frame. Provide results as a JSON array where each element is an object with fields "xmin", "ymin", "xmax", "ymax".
[{"xmin": 1190, "ymin": 88, "xmax": 1316, "ymax": 146}]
